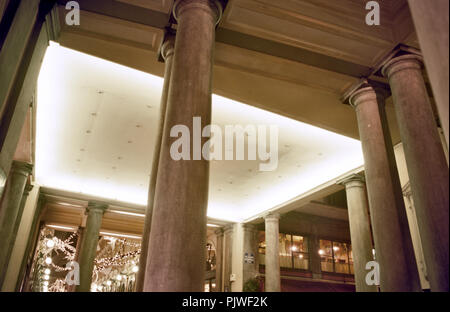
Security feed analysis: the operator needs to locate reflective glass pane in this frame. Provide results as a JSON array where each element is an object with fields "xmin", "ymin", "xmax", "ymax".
[
  {"xmin": 279, "ymin": 234, "xmax": 292, "ymax": 268},
  {"xmin": 333, "ymin": 242, "xmax": 349, "ymax": 274},
  {"xmin": 319, "ymin": 240, "xmax": 333, "ymax": 272}
]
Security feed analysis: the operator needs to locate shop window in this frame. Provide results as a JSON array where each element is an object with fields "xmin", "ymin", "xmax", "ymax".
[
  {"xmin": 319, "ymin": 239, "xmax": 353, "ymax": 274},
  {"xmin": 258, "ymin": 231, "xmax": 309, "ymax": 270}
]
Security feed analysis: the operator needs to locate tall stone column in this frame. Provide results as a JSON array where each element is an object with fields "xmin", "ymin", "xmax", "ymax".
[
  {"xmin": 3, "ymin": 183, "xmax": 33, "ymax": 279},
  {"xmin": 242, "ymin": 224, "xmax": 259, "ymax": 286},
  {"xmin": 0, "ymin": 160, "xmax": 32, "ymax": 287},
  {"xmin": 143, "ymin": 0, "xmax": 222, "ymax": 292},
  {"xmin": 264, "ymin": 213, "xmax": 280, "ymax": 292},
  {"xmin": 136, "ymin": 34, "xmax": 175, "ymax": 292},
  {"xmin": 407, "ymin": 0, "xmax": 449, "ymax": 148},
  {"xmin": 76, "ymin": 201, "xmax": 107, "ymax": 292},
  {"xmin": 223, "ymin": 225, "xmax": 233, "ymax": 292},
  {"xmin": 383, "ymin": 55, "xmax": 449, "ymax": 292},
  {"xmin": 349, "ymin": 84, "xmax": 421, "ymax": 292},
  {"xmin": 337, "ymin": 174, "xmax": 377, "ymax": 292},
  {"xmin": 214, "ymin": 228, "xmax": 224, "ymax": 292}
]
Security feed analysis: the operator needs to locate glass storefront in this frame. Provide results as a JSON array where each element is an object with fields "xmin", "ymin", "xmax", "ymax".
[
  {"xmin": 258, "ymin": 232, "xmax": 309, "ymax": 270},
  {"xmin": 259, "ymin": 231, "xmax": 354, "ymax": 275},
  {"xmin": 319, "ymin": 239, "xmax": 353, "ymax": 274}
]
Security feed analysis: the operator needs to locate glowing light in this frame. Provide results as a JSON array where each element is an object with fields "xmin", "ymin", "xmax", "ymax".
[
  {"xmin": 46, "ymin": 239, "xmax": 55, "ymax": 248},
  {"xmin": 106, "ymin": 280, "xmax": 112, "ymax": 286},
  {"xmin": 46, "ymin": 224, "xmax": 77, "ymax": 231},
  {"xmin": 43, "ymin": 281, "xmax": 49, "ymax": 286},
  {"xmin": 43, "ymin": 286, "xmax": 48, "ymax": 292},
  {"xmin": 100, "ymin": 232, "xmax": 141, "ymax": 240},
  {"xmin": 36, "ymin": 44, "xmax": 364, "ymax": 223},
  {"xmin": 44, "ymin": 275, "xmax": 50, "ymax": 281},
  {"xmin": 109, "ymin": 210, "xmax": 145, "ymax": 218},
  {"xmin": 299, "ymin": 254, "xmax": 304, "ymax": 259},
  {"xmin": 116, "ymin": 274, "xmax": 122, "ymax": 281},
  {"xmin": 333, "ymin": 246, "xmax": 339, "ymax": 252},
  {"xmin": 132, "ymin": 266, "xmax": 139, "ymax": 273},
  {"xmin": 45, "ymin": 257, "xmax": 52, "ymax": 265},
  {"xmin": 318, "ymin": 250, "xmax": 325, "ymax": 255},
  {"xmin": 44, "ymin": 268, "xmax": 51, "ymax": 275},
  {"xmin": 291, "ymin": 246, "xmax": 298, "ymax": 251}
]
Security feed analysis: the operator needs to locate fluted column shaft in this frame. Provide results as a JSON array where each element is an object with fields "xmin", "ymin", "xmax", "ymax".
[
  {"xmin": 264, "ymin": 213, "xmax": 280, "ymax": 292},
  {"xmin": 76, "ymin": 201, "xmax": 107, "ymax": 292},
  {"xmin": 0, "ymin": 160, "xmax": 32, "ymax": 287},
  {"xmin": 143, "ymin": 0, "xmax": 222, "ymax": 291},
  {"xmin": 383, "ymin": 55, "xmax": 449, "ymax": 291},
  {"xmin": 407, "ymin": 0, "xmax": 449, "ymax": 148},
  {"xmin": 338, "ymin": 174, "xmax": 376, "ymax": 292},
  {"xmin": 136, "ymin": 35, "xmax": 175, "ymax": 292},
  {"xmin": 349, "ymin": 86, "xmax": 421, "ymax": 291}
]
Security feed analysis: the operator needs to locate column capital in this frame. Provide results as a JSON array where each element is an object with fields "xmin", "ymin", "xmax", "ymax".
[
  {"xmin": 223, "ymin": 224, "xmax": 234, "ymax": 234},
  {"xmin": 159, "ymin": 33, "xmax": 176, "ymax": 62},
  {"xmin": 336, "ymin": 173, "xmax": 365, "ymax": 186},
  {"xmin": 86, "ymin": 201, "xmax": 108, "ymax": 214},
  {"xmin": 382, "ymin": 54, "xmax": 424, "ymax": 79},
  {"xmin": 348, "ymin": 80, "xmax": 390, "ymax": 109},
  {"xmin": 173, "ymin": 0, "xmax": 223, "ymax": 26},
  {"xmin": 214, "ymin": 227, "xmax": 224, "ymax": 236},
  {"xmin": 264, "ymin": 212, "xmax": 280, "ymax": 221}
]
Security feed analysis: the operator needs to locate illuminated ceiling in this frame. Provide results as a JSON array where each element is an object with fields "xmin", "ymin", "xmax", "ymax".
[{"xmin": 36, "ymin": 43, "xmax": 364, "ymax": 222}]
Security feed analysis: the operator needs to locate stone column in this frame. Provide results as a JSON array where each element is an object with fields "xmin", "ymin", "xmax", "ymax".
[
  {"xmin": 76, "ymin": 201, "xmax": 107, "ymax": 292},
  {"xmin": 383, "ymin": 55, "xmax": 449, "ymax": 292},
  {"xmin": 214, "ymin": 228, "xmax": 224, "ymax": 292},
  {"xmin": 0, "ymin": 160, "xmax": 32, "ymax": 287},
  {"xmin": 407, "ymin": 0, "xmax": 449, "ymax": 148},
  {"xmin": 349, "ymin": 84, "xmax": 421, "ymax": 292},
  {"xmin": 143, "ymin": 0, "xmax": 222, "ymax": 292},
  {"xmin": 3, "ymin": 183, "xmax": 33, "ymax": 278},
  {"xmin": 242, "ymin": 224, "xmax": 259, "ymax": 286},
  {"xmin": 264, "ymin": 213, "xmax": 280, "ymax": 292},
  {"xmin": 337, "ymin": 174, "xmax": 377, "ymax": 292},
  {"xmin": 136, "ymin": 34, "xmax": 175, "ymax": 292},
  {"xmin": 223, "ymin": 225, "xmax": 233, "ymax": 292}
]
